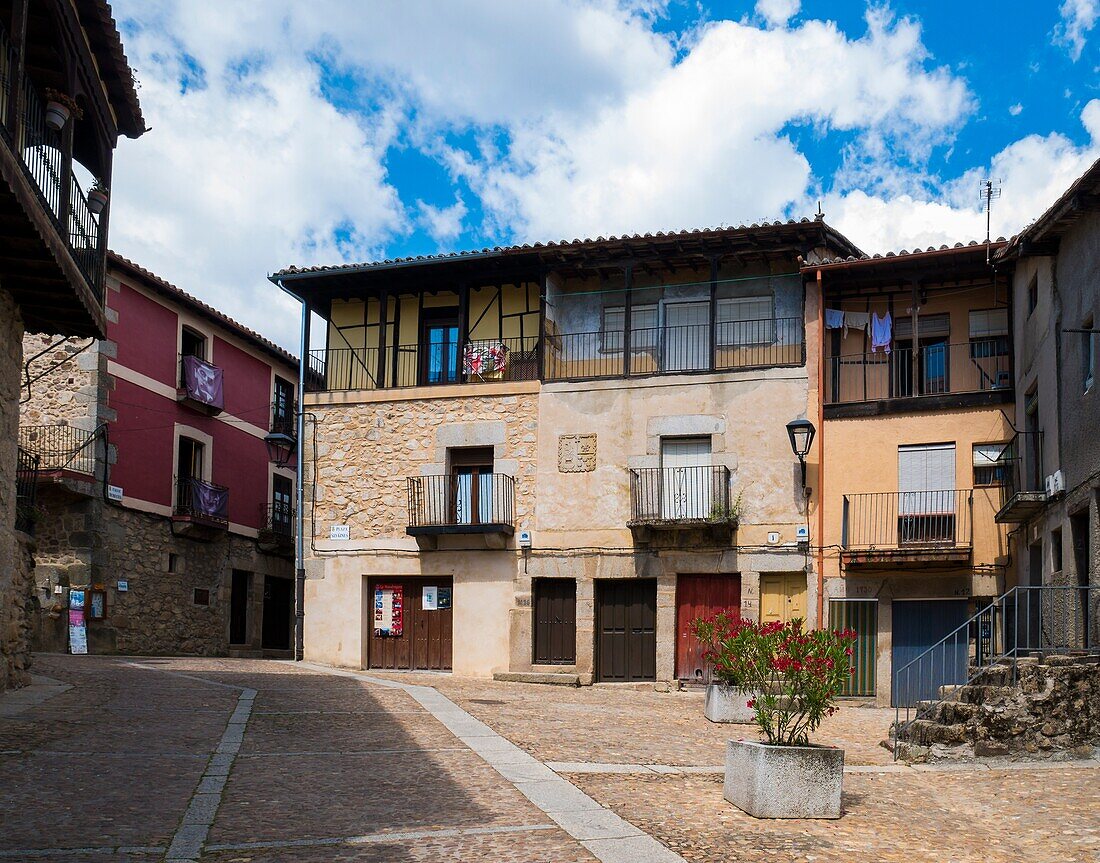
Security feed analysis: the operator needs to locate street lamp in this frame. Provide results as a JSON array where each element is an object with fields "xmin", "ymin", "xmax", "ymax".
[
  {"xmin": 264, "ymin": 431, "xmax": 295, "ymax": 467},
  {"xmin": 786, "ymin": 418, "xmax": 816, "ymax": 492}
]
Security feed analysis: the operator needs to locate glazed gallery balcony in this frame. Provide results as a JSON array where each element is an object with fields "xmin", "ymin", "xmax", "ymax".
[
  {"xmin": 825, "ymin": 339, "xmax": 1011, "ymax": 414},
  {"xmin": 841, "ymin": 489, "xmax": 974, "ymax": 567},
  {"xmin": 406, "ymin": 473, "xmax": 515, "ymax": 549}
]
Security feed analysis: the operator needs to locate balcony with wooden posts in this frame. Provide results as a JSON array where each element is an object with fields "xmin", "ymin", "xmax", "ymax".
[
  {"xmin": 841, "ymin": 489, "xmax": 974, "ymax": 567},
  {"xmin": 0, "ymin": 3, "xmax": 144, "ymax": 337}
]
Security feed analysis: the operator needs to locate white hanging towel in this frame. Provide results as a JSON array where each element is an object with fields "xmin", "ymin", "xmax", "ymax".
[{"xmin": 871, "ymin": 312, "xmax": 892, "ymax": 353}]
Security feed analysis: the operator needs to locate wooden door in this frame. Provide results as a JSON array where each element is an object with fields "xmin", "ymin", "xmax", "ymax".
[
  {"xmin": 760, "ymin": 574, "xmax": 807, "ymax": 625},
  {"xmin": 368, "ymin": 577, "xmax": 453, "ymax": 671},
  {"xmin": 891, "ymin": 599, "xmax": 968, "ymax": 707},
  {"xmin": 828, "ymin": 600, "xmax": 877, "ymax": 696},
  {"xmin": 533, "ymin": 579, "xmax": 576, "ymax": 665},
  {"xmin": 596, "ymin": 579, "xmax": 657, "ymax": 682},
  {"xmin": 676, "ymin": 574, "xmax": 741, "ymax": 682},
  {"xmin": 229, "ymin": 570, "xmax": 250, "ymax": 645},
  {"xmin": 663, "ymin": 301, "xmax": 710, "ymax": 371},
  {"xmin": 261, "ymin": 576, "xmax": 293, "ymax": 650}
]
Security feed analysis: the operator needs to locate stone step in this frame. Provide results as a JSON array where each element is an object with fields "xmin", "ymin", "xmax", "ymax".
[
  {"xmin": 896, "ymin": 719, "xmax": 968, "ymax": 746},
  {"xmin": 956, "ymin": 684, "xmax": 1017, "ymax": 705},
  {"xmin": 914, "ymin": 699, "xmax": 980, "ymax": 724},
  {"xmin": 493, "ymin": 671, "xmax": 581, "ymax": 686}
]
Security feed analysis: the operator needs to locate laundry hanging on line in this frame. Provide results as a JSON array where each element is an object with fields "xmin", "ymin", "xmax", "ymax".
[
  {"xmin": 825, "ymin": 309, "xmax": 846, "ymax": 330},
  {"xmin": 845, "ymin": 311, "xmax": 871, "ymax": 338},
  {"xmin": 871, "ymin": 312, "xmax": 892, "ymax": 353}
]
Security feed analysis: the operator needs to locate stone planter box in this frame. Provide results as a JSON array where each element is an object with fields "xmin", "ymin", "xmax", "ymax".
[
  {"xmin": 704, "ymin": 683, "xmax": 758, "ymax": 723},
  {"xmin": 723, "ymin": 739, "xmax": 844, "ymax": 819}
]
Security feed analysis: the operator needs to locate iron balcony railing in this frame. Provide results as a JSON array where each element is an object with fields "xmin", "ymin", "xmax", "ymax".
[
  {"xmin": 308, "ymin": 336, "xmax": 540, "ymax": 392},
  {"xmin": 994, "ymin": 431, "xmax": 1046, "ymax": 521},
  {"xmin": 174, "ymin": 477, "xmax": 229, "ymax": 528},
  {"xmin": 628, "ymin": 466, "xmax": 735, "ymax": 524},
  {"xmin": 270, "ymin": 400, "xmax": 297, "ymax": 439},
  {"xmin": 892, "ymin": 586, "xmax": 1100, "ymax": 755},
  {"xmin": 826, "ymin": 339, "xmax": 1011, "ymax": 405},
  {"xmin": 262, "ymin": 502, "xmax": 294, "ymax": 538},
  {"xmin": 0, "ymin": 21, "xmax": 103, "ymax": 298},
  {"xmin": 407, "ymin": 473, "xmax": 515, "ymax": 530},
  {"xmin": 15, "ymin": 446, "xmax": 39, "ymax": 534},
  {"xmin": 545, "ymin": 317, "xmax": 804, "ymax": 382},
  {"xmin": 842, "ymin": 489, "xmax": 973, "ymax": 550},
  {"xmin": 18, "ymin": 425, "xmax": 97, "ymax": 474}
]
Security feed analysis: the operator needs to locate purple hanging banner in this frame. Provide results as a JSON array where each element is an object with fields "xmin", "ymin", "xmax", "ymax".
[
  {"xmin": 182, "ymin": 355, "xmax": 224, "ymax": 409},
  {"xmin": 190, "ymin": 478, "xmax": 228, "ymax": 520}
]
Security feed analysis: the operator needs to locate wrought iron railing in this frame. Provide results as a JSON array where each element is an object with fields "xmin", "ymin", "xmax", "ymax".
[
  {"xmin": 995, "ymin": 431, "xmax": 1045, "ymax": 514},
  {"xmin": 18, "ymin": 424, "xmax": 97, "ymax": 474},
  {"xmin": 628, "ymin": 466, "xmax": 735, "ymax": 524},
  {"xmin": 841, "ymin": 489, "xmax": 973, "ymax": 550},
  {"xmin": 270, "ymin": 400, "xmax": 297, "ymax": 438},
  {"xmin": 545, "ymin": 317, "xmax": 804, "ymax": 381},
  {"xmin": 15, "ymin": 446, "xmax": 39, "ymax": 534},
  {"xmin": 309, "ymin": 336, "xmax": 540, "ymax": 392},
  {"xmin": 826, "ymin": 339, "xmax": 1011, "ymax": 405},
  {"xmin": 174, "ymin": 477, "xmax": 229, "ymax": 527},
  {"xmin": 0, "ymin": 21, "xmax": 103, "ymax": 298},
  {"xmin": 892, "ymin": 586, "xmax": 1100, "ymax": 756},
  {"xmin": 262, "ymin": 501, "xmax": 294, "ymax": 538},
  {"xmin": 407, "ymin": 473, "xmax": 515, "ymax": 529}
]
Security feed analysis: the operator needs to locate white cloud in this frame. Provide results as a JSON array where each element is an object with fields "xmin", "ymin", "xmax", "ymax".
[
  {"xmin": 1053, "ymin": 0, "xmax": 1098, "ymax": 61},
  {"xmin": 823, "ymin": 100, "xmax": 1100, "ymax": 252},
  {"xmin": 417, "ymin": 197, "xmax": 468, "ymax": 244},
  {"xmin": 756, "ymin": 0, "xmax": 801, "ymax": 28},
  {"xmin": 467, "ymin": 9, "xmax": 973, "ymax": 242},
  {"xmin": 1009, "ymin": 102, "xmax": 1023, "ymax": 116}
]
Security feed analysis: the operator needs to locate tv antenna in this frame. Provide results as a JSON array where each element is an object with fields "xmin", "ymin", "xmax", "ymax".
[{"xmin": 981, "ymin": 178, "xmax": 1001, "ymax": 264}]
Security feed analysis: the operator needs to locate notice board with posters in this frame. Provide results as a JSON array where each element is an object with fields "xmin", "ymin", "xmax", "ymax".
[
  {"xmin": 68, "ymin": 589, "xmax": 88, "ymax": 655},
  {"xmin": 374, "ymin": 584, "xmax": 404, "ymax": 637}
]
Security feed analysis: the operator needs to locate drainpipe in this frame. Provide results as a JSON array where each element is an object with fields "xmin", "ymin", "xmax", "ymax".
[
  {"xmin": 274, "ymin": 277, "xmax": 307, "ymax": 662},
  {"xmin": 816, "ymin": 267, "xmax": 826, "ymax": 629}
]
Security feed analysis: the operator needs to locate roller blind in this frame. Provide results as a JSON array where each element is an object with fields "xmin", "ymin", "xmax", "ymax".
[
  {"xmin": 969, "ymin": 309, "xmax": 1008, "ymax": 338},
  {"xmin": 895, "ymin": 314, "xmax": 950, "ymax": 339},
  {"xmin": 898, "ymin": 443, "xmax": 956, "ymax": 514}
]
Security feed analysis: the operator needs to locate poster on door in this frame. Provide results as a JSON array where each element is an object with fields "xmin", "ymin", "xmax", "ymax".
[
  {"xmin": 374, "ymin": 585, "xmax": 403, "ymax": 637},
  {"xmin": 437, "ymin": 587, "xmax": 452, "ymax": 610},
  {"xmin": 422, "ymin": 585, "xmax": 438, "ymax": 611},
  {"xmin": 68, "ymin": 589, "xmax": 88, "ymax": 655}
]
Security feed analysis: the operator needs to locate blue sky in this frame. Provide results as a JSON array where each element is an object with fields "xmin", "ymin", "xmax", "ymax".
[{"xmin": 108, "ymin": 1, "xmax": 1100, "ymax": 349}]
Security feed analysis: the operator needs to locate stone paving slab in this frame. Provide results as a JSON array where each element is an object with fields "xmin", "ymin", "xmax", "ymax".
[{"xmin": 569, "ymin": 768, "xmax": 1100, "ymax": 863}]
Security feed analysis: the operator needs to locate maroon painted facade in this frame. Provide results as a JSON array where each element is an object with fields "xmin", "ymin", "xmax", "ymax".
[{"xmin": 105, "ymin": 256, "xmax": 298, "ymax": 534}]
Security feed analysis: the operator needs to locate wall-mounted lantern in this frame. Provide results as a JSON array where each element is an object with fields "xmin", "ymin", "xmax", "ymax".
[{"xmin": 786, "ymin": 418, "xmax": 816, "ymax": 493}]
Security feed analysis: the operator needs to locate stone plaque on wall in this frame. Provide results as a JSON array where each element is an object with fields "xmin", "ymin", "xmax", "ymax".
[{"xmin": 558, "ymin": 434, "xmax": 597, "ymax": 472}]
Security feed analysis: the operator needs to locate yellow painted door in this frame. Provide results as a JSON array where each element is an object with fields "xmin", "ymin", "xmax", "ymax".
[{"xmin": 760, "ymin": 574, "xmax": 807, "ymax": 624}]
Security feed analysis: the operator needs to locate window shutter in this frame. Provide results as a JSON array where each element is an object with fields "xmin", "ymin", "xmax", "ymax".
[
  {"xmin": 898, "ymin": 444, "xmax": 956, "ymax": 514},
  {"xmin": 896, "ymin": 314, "xmax": 950, "ymax": 340},
  {"xmin": 969, "ymin": 309, "xmax": 1008, "ymax": 339}
]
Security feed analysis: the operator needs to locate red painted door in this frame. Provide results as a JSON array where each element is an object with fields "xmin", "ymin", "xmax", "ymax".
[{"xmin": 676, "ymin": 574, "xmax": 741, "ymax": 682}]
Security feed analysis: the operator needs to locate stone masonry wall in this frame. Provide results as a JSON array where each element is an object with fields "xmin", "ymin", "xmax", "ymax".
[
  {"xmin": 896, "ymin": 656, "xmax": 1100, "ymax": 763},
  {"xmin": 30, "ymin": 497, "xmax": 293, "ymax": 656},
  {"xmin": 310, "ymin": 393, "xmax": 540, "ymax": 541},
  {"xmin": 20, "ymin": 333, "xmax": 101, "ymax": 429},
  {"xmin": 1, "ymin": 286, "xmax": 33, "ymax": 691}
]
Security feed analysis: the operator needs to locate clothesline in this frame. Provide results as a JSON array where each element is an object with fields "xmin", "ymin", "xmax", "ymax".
[{"xmin": 824, "ymin": 308, "xmax": 893, "ymax": 353}]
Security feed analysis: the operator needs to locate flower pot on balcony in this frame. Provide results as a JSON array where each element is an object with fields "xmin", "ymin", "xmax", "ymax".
[
  {"xmin": 87, "ymin": 188, "xmax": 108, "ymax": 214},
  {"xmin": 704, "ymin": 683, "xmax": 759, "ymax": 723},
  {"xmin": 723, "ymin": 739, "xmax": 844, "ymax": 819},
  {"xmin": 45, "ymin": 100, "xmax": 71, "ymax": 131}
]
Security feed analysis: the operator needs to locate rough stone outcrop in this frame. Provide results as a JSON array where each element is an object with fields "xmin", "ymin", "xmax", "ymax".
[{"xmin": 892, "ymin": 656, "xmax": 1100, "ymax": 763}]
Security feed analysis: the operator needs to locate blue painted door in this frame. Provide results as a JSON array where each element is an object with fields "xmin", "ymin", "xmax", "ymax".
[{"xmin": 891, "ymin": 599, "xmax": 969, "ymax": 707}]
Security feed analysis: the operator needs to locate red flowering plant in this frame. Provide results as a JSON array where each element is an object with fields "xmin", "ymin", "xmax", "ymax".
[{"xmin": 692, "ymin": 613, "xmax": 858, "ymax": 746}]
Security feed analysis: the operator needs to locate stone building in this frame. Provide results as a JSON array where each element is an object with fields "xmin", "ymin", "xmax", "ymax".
[
  {"xmin": 273, "ymin": 220, "xmax": 862, "ymax": 683},
  {"xmin": 0, "ymin": 0, "xmax": 144, "ymax": 690},
  {"xmin": 21, "ymin": 253, "xmax": 298, "ymax": 657},
  {"xmin": 995, "ymin": 158, "xmax": 1100, "ymax": 644}
]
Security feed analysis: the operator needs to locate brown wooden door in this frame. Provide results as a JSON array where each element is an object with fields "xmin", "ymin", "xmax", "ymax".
[
  {"xmin": 596, "ymin": 579, "xmax": 657, "ymax": 682},
  {"xmin": 675, "ymin": 574, "xmax": 741, "ymax": 682},
  {"xmin": 534, "ymin": 579, "xmax": 576, "ymax": 664},
  {"xmin": 368, "ymin": 577, "xmax": 453, "ymax": 671}
]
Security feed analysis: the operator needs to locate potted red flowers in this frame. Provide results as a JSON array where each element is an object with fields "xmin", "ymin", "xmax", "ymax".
[
  {"xmin": 693, "ymin": 614, "xmax": 857, "ymax": 819},
  {"xmin": 691, "ymin": 610, "xmax": 759, "ymax": 723}
]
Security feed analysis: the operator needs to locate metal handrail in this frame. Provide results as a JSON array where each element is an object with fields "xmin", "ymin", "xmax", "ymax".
[
  {"xmin": 18, "ymin": 424, "xmax": 97, "ymax": 474},
  {"xmin": 627, "ymin": 465, "xmax": 734, "ymax": 524},
  {"xmin": 15, "ymin": 446, "xmax": 39, "ymax": 534},
  {"xmin": 407, "ymin": 473, "xmax": 515, "ymax": 528},
  {"xmin": 892, "ymin": 585, "xmax": 1100, "ymax": 759}
]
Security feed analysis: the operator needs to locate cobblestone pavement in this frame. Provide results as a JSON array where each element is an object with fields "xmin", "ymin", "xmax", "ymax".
[
  {"xmin": 370, "ymin": 673, "xmax": 896, "ymax": 766},
  {"xmin": 0, "ymin": 656, "xmax": 599, "ymax": 862}
]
